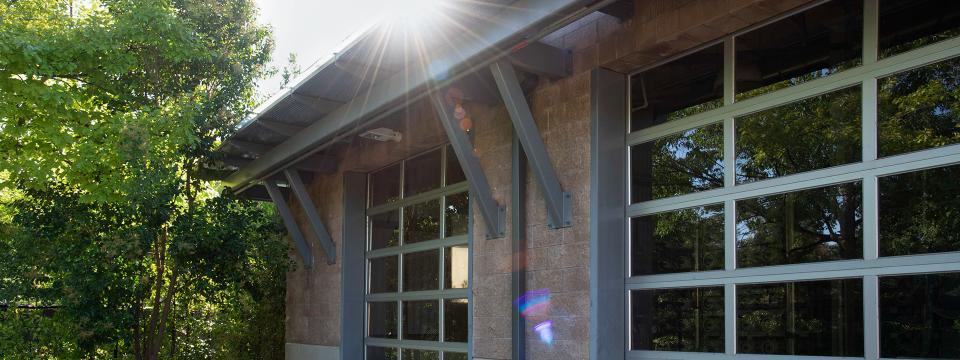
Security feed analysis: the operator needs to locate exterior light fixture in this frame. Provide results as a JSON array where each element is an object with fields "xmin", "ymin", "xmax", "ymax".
[{"xmin": 359, "ymin": 127, "xmax": 403, "ymax": 142}]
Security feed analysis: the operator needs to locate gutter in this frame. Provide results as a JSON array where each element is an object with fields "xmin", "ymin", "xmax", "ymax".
[{"xmin": 225, "ymin": 0, "xmax": 614, "ymax": 192}]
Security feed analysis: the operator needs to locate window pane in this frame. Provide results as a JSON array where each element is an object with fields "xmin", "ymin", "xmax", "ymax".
[
  {"xmin": 370, "ymin": 164, "xmax": 401, "ymax": 206},
  {"xmin": 403, "ymin": 250, "xmax": 439, "ymax": 292},
  {"xmin": 444, "ymin": 245, "xmax": 469, "ymax": 289},
  {"xmin": 404, "ymin": 200, "xmax": 440, "ymax": 244},
  {"xmin": 735, "ymin": 86, "xmax": 862, "ymax": 184},
  {"xmin": 878, "ymin": 57, "xmax": 960, "ymax": 157},
  {"xmin": 444, "ymin": 298, "xmax": 469, "ymax": 342},
  {"xmin": 736, "ymin": 182, "xmax": 863, "ymax": 268},
  {"xmin": 368, "ymin": 302, "xmax": 398, "ymax": 338},
  {"xmin": 370, "ymin": 211, "xmax": 400, "ymax": 250},
  {"xmin": 880, "ymin": 272, "xmax": 960, "ymax": 358},
  {"xmin": 369, "ymin": 256, "xmax": 398, "ymax": 293},
  {"xmin": 400, "ymin": 349, "xmax": 439, "ymax": 360},
  {"xmin": 737, "ymin": 279, "xmax": 863, "ymax": 356},
  {"xmin": 405, "ymin": 149, "xmax": 442, "ymax": 196},
  {"xmin": 879, "ymin": 164, "xmax": 960, "ymax": 256},
  {"xmin": 445, "ymin": 144, "xmax": 466, "ymax": 185},
  {"xmin": 403, "ymin": 300, "xmax": 439, "ymax": 341},
  {"xmin": 444, "ymin": 353, "xmax": 468, "ymax": 360},
  {"xmin": 367, "ymin": 346, "xmax": 397, "ymax": 360},
  {"xmin": 735, "ymin": 0, "xmax": 862, "ymax": 99},
  {"xmin": 630, "ymin": 44, "xmax": 723, "ymax": 132},
  {"xmin": 631, "ymin": 123, "xmax": 724, "ymax": 202},
  {"xmin": 631, "ymin": 287, "xmax": 724, "ymax": 352},
  {"xmin": 444, "ymin": 192, "xmax": 469, "ymax": 237},
  {"xmin": 879, "ymin": 0, "xmax": 960, "ymax": 58},
  {"xmin": 631, "ymin": 205, "xmax": 724, "ymax": 276}
]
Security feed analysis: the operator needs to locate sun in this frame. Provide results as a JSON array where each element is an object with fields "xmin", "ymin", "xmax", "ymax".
[{"xmin": 380, "ymin": 0, "xmax": 445, "ymax": 26}]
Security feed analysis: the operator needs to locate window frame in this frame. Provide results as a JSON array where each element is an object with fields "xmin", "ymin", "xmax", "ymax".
[
  {"xmin": 624, "ymin": 0, "xmax": 960, "ymax": 358},
  {"xmin": 364, "ymin": 145, "xmax": 472, "ymax": 359}
]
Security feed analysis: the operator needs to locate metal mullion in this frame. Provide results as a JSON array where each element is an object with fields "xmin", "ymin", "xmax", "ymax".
[
  {"xmin": 723, "ymin": 37, "xmax": 735, "ymax": 106},
  {"xmin": 723, "ymin": 200, "xmax": 736, "ymax": 272},
  {"xmin": 628, "ymin": 350, "xmax": 864, "ymax": 360},
  {"xmin": 367, "ymin": 182, "xmax": 470, "ymax": 216},
  {"xmin": 365, "ymin": 338, "xmax": 468, "ymax": 353},
  {"xmin": 626, "ymin": 35, "xmax": 960, "ymax": 147},
  {"xmin": 628, "ymin": 143, "xmax": 960, "ymax": 218},
  {"xmin": 627, "ymin": 253, "xmax": 960, "ymax": 290},
  {"xmin": 864, "ymin": 274, "xmax": 880, "ymax": 359},
  {"xmin": 367, "ymin": 236, "xmax": 469, "ymax": 259},
  {"xmin": 723, "ymin": 283, "xmax": 736, "ymax": 356},
  {"xmin": 368, "ymin": 289, "xmax": 471, "ymax": 302},
  {"xmin": 864, "ymin": 0, "xmax": 879, "ymax": 65}
]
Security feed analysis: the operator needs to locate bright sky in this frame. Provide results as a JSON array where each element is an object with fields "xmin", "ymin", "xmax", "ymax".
[
  {"xmin": 251, "ymin": 0, "xmax": 389, "ymax": 98},
  {"xmin": 252, "ymin": 0, "xmax": 444, "ymax": 99}
]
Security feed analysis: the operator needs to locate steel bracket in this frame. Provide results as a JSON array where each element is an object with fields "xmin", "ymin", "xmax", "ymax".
[
  {"xmin": 264, "ymin": 180, "xmax": 315, "ymax": 268},
  {"xmin": 284, "ymin": 168, "xmax": 337, "ymax": 264},
  {"xmin": 430, "ymin": 92, "xmax": 506, "ymax": 239},
  {"xmin": 491, "ymin": 59, "xmax": 573, "ymax": 229}
]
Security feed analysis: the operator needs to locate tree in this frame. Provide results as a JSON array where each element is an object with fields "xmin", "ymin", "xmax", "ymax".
[{"xmin": 0, "ymin": 1, "xmax": 290, "ymax": 359}]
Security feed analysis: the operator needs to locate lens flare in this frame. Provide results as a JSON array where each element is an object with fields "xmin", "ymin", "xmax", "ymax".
[
  {"xmin": 515, "ymin": 288, "xmax": 550, "ymax": 317},
  {"xmin": 533, "ymin": 320, "xmax": 553, "ymax": 345}
]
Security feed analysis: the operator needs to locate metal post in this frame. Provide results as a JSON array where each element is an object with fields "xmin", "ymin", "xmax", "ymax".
[
  {"xmin": 264, "ymin": 180, "xmax": 314, "ymax": 268},
  {"xmin": 589, "ymin": 68, "xmax": 627, "ymax": 359},
  {"xmin": 491, "ymin": 59, "xmax": 572, "ymax": 229},
  {"xmin": 512, "ymin": 132, "xmax": 527, "ymax": 360}
]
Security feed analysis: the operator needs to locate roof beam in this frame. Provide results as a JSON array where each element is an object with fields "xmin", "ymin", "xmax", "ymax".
[
  {"xmin": 491, "ymin": 59, "xmax": 572, "ymax": 229},
  {"xmin": 508, "ymin": 41, "xmax": 571, "ymax": 79},
  {"xmin": 257, "ymin": 119, "xmax": 305, "ymax": 137},
  {"xmin": 224, "ymin": 153, "xmax": 336, "ymax": 174},
  {"xmin": 430, "ymin": 92, "xmax": 505, "ymax": 239},
  {"xmin": 264, "ymin": 180, "xmax": 314, "ymax": 268},
  {"xmin": 229, "ymin": 140, "xmax": 274, "ymax": 156},
  {"xmin": 284, "ymin": 168, "xmax": 336, "ymax": 264},
  {"xmin": 223, "ymin": 0, "xmax": 599, "ymax": 190},
  {"xmin": 290, "ymin": 93, "xmax": 343, "ymax": 114}
]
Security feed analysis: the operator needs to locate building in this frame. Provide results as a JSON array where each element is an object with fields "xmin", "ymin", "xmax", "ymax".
[{"xmin": 214, "ymin": 0, "xmax": 960, "ymax": 359}]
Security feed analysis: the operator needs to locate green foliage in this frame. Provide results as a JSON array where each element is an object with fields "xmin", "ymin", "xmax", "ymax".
[{"xmin": 0, "ymin": 0, "xmax": 289, "ymax": 359}]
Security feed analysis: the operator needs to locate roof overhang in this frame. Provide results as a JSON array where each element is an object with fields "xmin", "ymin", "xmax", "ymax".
[{"xmin": 222, "ymin": 0, "xmax": 613, "ymax": 192}]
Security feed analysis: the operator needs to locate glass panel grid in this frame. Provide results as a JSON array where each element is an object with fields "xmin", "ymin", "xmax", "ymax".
[
  {"xmin": 365, "ymin": 145, "xmax": 471, "ymax": 358},
  {"xmin": 625, "ymin": 1, "xmax": 960, "ymax": 358}
]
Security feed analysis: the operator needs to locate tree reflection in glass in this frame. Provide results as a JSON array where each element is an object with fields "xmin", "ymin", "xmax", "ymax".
[
  {"xmin": 736, "ymin": 86, "xmax": 862, "ymax": 184},
  {"xmin": 631, "ymin": 205, "xmax": 723, "ymax": 276},
  {"xmin": 403, "ymin": 199, "xmax": 440, "ymax": 244},
  {"xmin": 879, "ymin": 164, "xmax": 960, "ymax": 256},
  {"xmin": 880, "ymin": 273, "xmax": 960, "ymax": 358},
  {"xmin": 631, "ymin": 287, "xmax": 724, "ymax": 352},
  {"xmin": 367, "ymin": 346, "xmax": 397, "ymax": 360},
  {"xmin": 737, "ymin": 279, "xmax": 863, "ymax": 356},
  {"xmin": 444, "ymin": 192, "xmax": 469, "ymax": 237},
  {"xmin": 368, "ymin": 302, "xmax": 398, "ymax": 338},
  {"xmin": 401, "ymin": 349, "xmax": 439, "ymax": 360},
  {"xmin": 631, "ymin": 124, "xmax": 723, "ymax": 202},
  {"xmin": 879, "ymin": 56, "xmax": 960, "ymax": 157},
  {"xmin": 736, "ymin": 182, "xmax": 863, "ymax": 268},
  {"xmin": 403, "ymin": 300, "xmax": 439, "ymax": 341}
]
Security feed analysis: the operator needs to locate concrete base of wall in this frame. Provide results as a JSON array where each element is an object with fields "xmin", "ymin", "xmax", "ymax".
[{"xmin": 285, "ymin": 343, "xmax": 339, "ymax": 360}]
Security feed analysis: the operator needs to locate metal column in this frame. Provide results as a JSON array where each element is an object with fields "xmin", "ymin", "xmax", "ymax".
[{"xmin": 512, "ymin": 132, "xmax": 527, "ymax": 360}]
